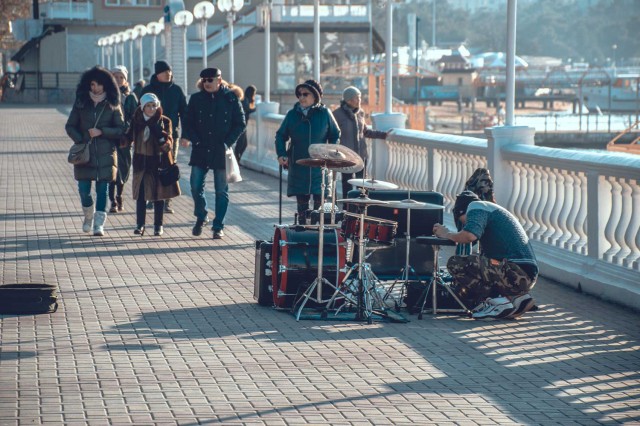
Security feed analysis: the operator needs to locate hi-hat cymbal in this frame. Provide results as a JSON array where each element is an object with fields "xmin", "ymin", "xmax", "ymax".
[
  {"xmin": 336, "ymin": 196, "xmax": 389, "ymax": 206},
  {"xmin": 347, "ymin": 178, "xmax": 399, "ymax": 190},
  {"xmin": 308, "ymin": 144, "xmax": 364, "ymax": 173},
  {"xmin": 296, "ymin": 157, "xmax": 357, "ymax": 169},
  {"xmin": 384, "ymin": 199, "xmax": 444, "ymax": 210}
]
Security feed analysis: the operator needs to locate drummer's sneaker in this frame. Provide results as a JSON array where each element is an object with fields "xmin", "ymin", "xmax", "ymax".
[
  {"xmin": 192, "ymin": 217, "xmax": 209, "ymax": 236},
  {"xmin": 506, "ymin": 293, "xmax": 536, "ymax": 319},
  {"xmin": 472, "ymin": 296, "xmax": 513, "ymax": 320}
]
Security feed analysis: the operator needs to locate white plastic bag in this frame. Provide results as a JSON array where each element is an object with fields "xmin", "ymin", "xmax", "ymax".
[{"xmin": 225, "ymin": 147, "xmax": 242, "ymax": 183}]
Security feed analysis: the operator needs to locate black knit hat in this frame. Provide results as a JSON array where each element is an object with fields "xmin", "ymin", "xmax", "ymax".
[
  {"xmin": 295, "ymin": 79, "xmax": 323, "ymax": 103},
  {"xmin": 453, "ymin": 190, "xmax": 481, "ymax": 229},
  {"xmin": 200, "ymin": 68, "xmax": 221, "ymax": 78},
  {"xmin": 154, "ymin": 60, "xmax": 172, "ymax": 75}
]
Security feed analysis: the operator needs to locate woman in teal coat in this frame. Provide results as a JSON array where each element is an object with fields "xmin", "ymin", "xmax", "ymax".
[{"xmin": 275, "ymin": 79, "xmax": 340, "ymax": 224}]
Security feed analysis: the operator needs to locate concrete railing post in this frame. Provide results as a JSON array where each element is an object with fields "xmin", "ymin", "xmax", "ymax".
[
  {"xmin": 484, "ymin": 125, "xmax": 535, "ymax": 205},
  {"xmin": 371, "ymin": 112, "xmax": 406, "ymax": 182},
  {"xmin": 255, "ymin": 101, "xmax": 280, "ymax": 165}
]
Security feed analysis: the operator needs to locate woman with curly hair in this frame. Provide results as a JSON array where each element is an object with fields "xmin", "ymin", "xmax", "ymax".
[{"xmin": 65, "ymin": 66, "xmax": 125, "ymax": 236}]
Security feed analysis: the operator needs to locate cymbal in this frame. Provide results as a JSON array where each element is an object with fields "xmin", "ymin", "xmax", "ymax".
[
  {"xmin": 336, "ymin": 196, "xmax": 389, "ymax": 206},
  {"xmin": 308, "ymin": 144, "xmax": 364, "ymax": 173},
  {"xmin": 347, "ymin": 178, "xmax": 399, "ymax": 190},
  {"xmin": 384, "ymin": 199, "xmax": 444, "ymax": 210},
  {"xmin": 296, "ymin": 157, "xmax": 357, "ymax": 169}
]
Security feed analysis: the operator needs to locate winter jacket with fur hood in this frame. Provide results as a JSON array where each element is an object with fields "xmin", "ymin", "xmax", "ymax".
[{"xmin": 65, "ymin": 66, "xmax": 125, "ymax": 182}]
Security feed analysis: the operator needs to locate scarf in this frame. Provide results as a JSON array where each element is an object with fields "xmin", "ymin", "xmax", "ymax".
[{"xmin": 89, "ymin": 91, "xmax": 106, "ymax": 105}]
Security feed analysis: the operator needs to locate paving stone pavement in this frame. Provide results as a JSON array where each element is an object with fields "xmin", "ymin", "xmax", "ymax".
[{"xmin": 0, "ymin": 105, "xmax": 639, "ymax": 425}]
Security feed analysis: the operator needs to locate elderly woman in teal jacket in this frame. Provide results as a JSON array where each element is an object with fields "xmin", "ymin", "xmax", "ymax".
[{"xmin": 275, "ymin": 79, "xmax": 340, "ymax": 224}]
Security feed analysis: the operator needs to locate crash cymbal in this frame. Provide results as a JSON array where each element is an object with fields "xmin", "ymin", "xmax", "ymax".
[
  {"xmin": 308, "ymin": 144, "xmax": 364, "ymax": 173},
  {"xmin": 384, "ymin": 199, "xmax": 444, "ymax": 210},
  {"xmin": 336, "ymin": 196, "xmax": 389, "ymax": 206},
  {"xmin": 296, "ymin": 157, "xmax": 357, "ymax": 169},
  {"xmin": 347, "ymin": 178, "xmax": 399, "ymax": 190}
]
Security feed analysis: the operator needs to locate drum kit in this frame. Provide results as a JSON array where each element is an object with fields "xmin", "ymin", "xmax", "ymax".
[{"xmin": 267, "ymin": 143, "xmax": 469, "ymax": 323}]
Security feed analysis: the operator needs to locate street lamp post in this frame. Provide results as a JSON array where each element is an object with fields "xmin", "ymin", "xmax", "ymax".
[
  {"xmin": 415, "ymin": 16, "xmax": 420, "ymax": 105},
  {"xmin": 122, "ymin": 29, "xmax": 133, "ymax": 78},
  {"xmin": 173, "ymin": 10, "xmax": 194, "ymax": 92},
  {"xmin": 114, "ymin": 33, "xmax": 124, "ymax": 66},
  {"xmin": 146, "ymin": 22, "xmax": 163, "ymax": 69},
  {"xmin": 98, "ymin": 38, "xmax": 105, "ymax": 67},
  {"xmin": 612, "ymin": 44, "xmax": 617, "ymax": 75},
  {"xmin": 194, "ymin": 1, "xmax": 215, "ymax": 69},
  {"xmin": 134, "ymin": 24, "xmax": 148, "ymax": 81},
  {"xmin": 218, "ymin": 0, "xmax": 244, "ymax": 82},
  {"xmin": 261, "ymin": 0, "xmax": 272, "ymax": 102},
  {"xmin": 106, "ymin": 37, "xmax": 114, "ymax": 69}
]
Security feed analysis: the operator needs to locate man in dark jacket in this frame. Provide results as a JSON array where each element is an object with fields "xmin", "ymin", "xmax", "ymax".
[
  {"xmin": 181, "ymin": 68, "xmax": 246, "ymax": 239},
  {"xmin": 332, "ymin": 86, "xmax": 388, "ymax": 199},
  {"xmin": 140, "ymin": 61, "xmax": 187, "ymax": 213}
]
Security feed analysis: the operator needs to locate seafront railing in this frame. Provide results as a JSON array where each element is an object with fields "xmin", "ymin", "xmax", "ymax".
[{"xmin": 242, "ymin": 107, "xmax": 640, "ymax": 310}]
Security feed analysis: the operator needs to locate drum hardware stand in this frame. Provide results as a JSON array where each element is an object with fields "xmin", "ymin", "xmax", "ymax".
[
  {"xmin": 324, "ymin": 206, "xmax": 391, "ymax": 324},
  {"xmin": 415, "ymin": 237, "xmax": 472, "ymax": 319},
  {"xmin": 383, "ymin": 191, "xmax": 423, "ymax": 309},
  {"xmin": 294, "ymin": 164, "xmax": 335, "ymax": 321}
]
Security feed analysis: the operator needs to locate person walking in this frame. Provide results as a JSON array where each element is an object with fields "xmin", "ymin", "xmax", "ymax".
[
  {"xmin": 234, "ymin": 84, "xmax": 257, "ymax": 164},
  {"xmin": 65, "ymin": 66, "xmax": 125, "ymax": 236},
  {"xmin": 332, "ymin": 86, "xmax": 387, "ymax": 199},
  {"xmin": 109, "ymin": 65, "xmax": 138, "ymax": 213},
  {"xmin": 181, "ymin": 68, "xmax": 246, "ymax": 239},
  {"xmin": 275, "ymin": 79, "xmax": 340, "ymax": 224},
  {"xmin": 125, "ymin": 93, "xmax": 180, "ymax": 236},
  {"xmin": 140, "ymin": 61, "xmax": 187, "ymax": 214}
]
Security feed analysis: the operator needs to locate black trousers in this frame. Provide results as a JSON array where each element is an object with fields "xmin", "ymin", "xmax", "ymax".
[
  {"xmin": 108, "ymin": 182, "xmax": 124, "ymax": 202},
  {"xmin": 136, "ymin": 181, "xmax": 165, "ymax": 227},
  {"xmin": 295, "ymin": 194, "xmax": 321, "ymax": 224}
]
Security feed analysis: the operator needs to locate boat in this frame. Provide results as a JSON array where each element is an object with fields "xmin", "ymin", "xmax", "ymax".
[{"xmin": 583, "ymin": 73, "xmax": 640, "ymax": 113}]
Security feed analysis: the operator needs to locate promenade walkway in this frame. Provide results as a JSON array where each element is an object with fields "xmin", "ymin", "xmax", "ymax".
[{"xmin": 1, "ymin": 106, "xmax": 639, "ymax": 425}]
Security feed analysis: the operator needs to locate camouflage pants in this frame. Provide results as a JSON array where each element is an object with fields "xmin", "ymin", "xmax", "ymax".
[{"xmin": 447, "ymin": 255, "xmax": 535, "ymax": 308}]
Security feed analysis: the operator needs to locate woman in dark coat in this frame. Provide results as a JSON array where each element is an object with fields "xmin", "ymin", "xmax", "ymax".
[
  {"xmin": 125, "ymin": 93, "xmax": 181, "ymax": 236},
  {"xmin": 275, "ymin": 79, "xmax": 340, "ymax": 224},
  {"xmin": 109, "ymin": 65, "xmax": 138, "ymax": 213},
  {"xmin": 65, "ymin": 66, "xmax": 125, "ymax": 236},
  {"xmin": 234, "ymin": 84, "xmax": 256, "ymax": 163}
]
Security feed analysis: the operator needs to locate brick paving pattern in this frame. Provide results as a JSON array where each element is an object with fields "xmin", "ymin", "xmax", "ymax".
[{"xmin": 0, "ymin": 106, "xmax": 639, "ymax": 425}]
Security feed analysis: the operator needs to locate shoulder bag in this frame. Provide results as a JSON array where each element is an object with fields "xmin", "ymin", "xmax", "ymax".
[{"xmin": 67, "ymin": 104, "xmax": 106, "ymax": 165}]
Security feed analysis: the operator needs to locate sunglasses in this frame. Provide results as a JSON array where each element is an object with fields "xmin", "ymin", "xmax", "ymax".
[
  {"xmin": 297, "ymin": 92, "xmax": 312, "ymax": 98},
  {"xmin": 201, "ymin": 77, "xmax": 218, "ymax": 83}
]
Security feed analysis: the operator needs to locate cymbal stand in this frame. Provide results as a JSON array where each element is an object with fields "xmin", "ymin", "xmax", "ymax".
[
  {"xmin": 295, "ymin": 165, "xmax": 335, "ymax": 321},
  {"xmin": 383, "ymin": 190, "xmax": 423, "ymax": 308}
]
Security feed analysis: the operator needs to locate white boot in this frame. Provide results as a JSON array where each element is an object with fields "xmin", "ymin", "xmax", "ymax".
[
  {"xmin": 93, "ymin": 211, "xmax": 107, "ymax": 236},
  {"xmin": 82, "ymin": 206, "xmax": 94, "ymax": 233}
]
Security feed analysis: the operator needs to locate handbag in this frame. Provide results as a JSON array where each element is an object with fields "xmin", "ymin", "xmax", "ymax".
[
  {"xmin": 0, "ymin": 283, "xmax": 58, "ymax": 315},
  {"xmin": 157, "ymin": 151, "xmax": 180, "ymax": 186},
  {"xmin": 67, "ymin": 141, "xmax": 92, "ymax": 165},
  {"xmin": 67, "ymin": 104, "xmax": 106, "ymax": 165},
  {"xmin": 225, "ymin": 147, "xmax": 242, "ymax": 183}
]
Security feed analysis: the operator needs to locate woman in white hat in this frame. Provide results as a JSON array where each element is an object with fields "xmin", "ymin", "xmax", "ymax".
[{"xmin": 124, "ymin": 93, "xmax": 180, "ymax": 236}]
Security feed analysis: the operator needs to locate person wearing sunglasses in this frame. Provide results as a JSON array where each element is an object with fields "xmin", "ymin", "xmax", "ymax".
[
  {"xmin": 181, "ymin": 68, "xmax": 246, "ymax": 239},
  {"xmin": 274, "ymin": 79, "xmax": 340, "ymax": 225}
]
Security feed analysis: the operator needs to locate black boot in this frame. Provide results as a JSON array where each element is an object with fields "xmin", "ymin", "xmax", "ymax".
[
  {"xmin": 134, "ymin": 225, "xmax": 145, "ymax": 235},
  {"xmin": 116, "ymin": 196, "xmax": 123, "ymax": 212},
  {"xmin": 154, "ymin": 225, "xmax": 164, "ymax": 236}
]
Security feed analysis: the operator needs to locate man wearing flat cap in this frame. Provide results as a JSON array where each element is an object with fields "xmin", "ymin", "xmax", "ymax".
[
  {"xmin": 181, "ymin": 68, "xmax": 246, "ymax": 239},
  {"xmin": 332, "ymin": 86, "xmax": 388, "ymax": 199},
  {"xmin": 140, "ymin": 60, "xmax": 188, "ymax": 213}
]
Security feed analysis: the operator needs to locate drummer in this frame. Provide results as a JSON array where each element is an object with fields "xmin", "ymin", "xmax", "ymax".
[
  {"xmin": 332, "ymin": 86, "xmax": 389, "ymax": 200},
  {"xmin": 275, "ymin": 79, "xmax": 340, "ymax": 225}
]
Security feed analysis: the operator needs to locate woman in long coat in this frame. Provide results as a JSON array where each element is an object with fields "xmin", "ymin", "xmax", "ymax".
[
  {"xmin": 275, "ymin": 79, "xmax": 340, "ymax": 224},
  {"xmin": 65, "ymin": 66, "xmax": 125, "ymax": 236},
  {"xmin": 126, "ymin": 93, "xmax": 180, "ymax": 236},
  {"xmin": 109, "ymin": 65, "xmax": 138, "ymax": 213}
]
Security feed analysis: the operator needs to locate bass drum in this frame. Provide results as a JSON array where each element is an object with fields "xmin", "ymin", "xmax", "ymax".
[{"xmin": 272, "ymin": 226, "xmax": 346, "ymax": 309}]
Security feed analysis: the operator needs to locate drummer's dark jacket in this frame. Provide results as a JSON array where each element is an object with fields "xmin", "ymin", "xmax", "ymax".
[
  {"xmin": 332, "ymin": 101, "xmax": 387, "ymax": 163},
  {"xmin": 275, "ymin": 102, "xmax": 340, "ymax": 196},
  {"xmin": 182, "ymin": 85, "xmax": 246, "ymax": 169}
]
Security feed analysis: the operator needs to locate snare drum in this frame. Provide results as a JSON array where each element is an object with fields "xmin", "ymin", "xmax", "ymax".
[
  {"xmin": 341, "ymin": 212, "xmax": 398, "ymax": 245},
  {"xmin": 271, "ymin": 226, "xmax": 347, "ymax": 309}
]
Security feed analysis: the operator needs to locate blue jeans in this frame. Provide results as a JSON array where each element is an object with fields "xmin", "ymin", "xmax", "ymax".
[
  {"xmin": 78, "ymin": 180, "xmax": 109, "ymax": 212},
  {"xmin": 190, "ymin": 166, "xmax": 229, "ymax": 231}
]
